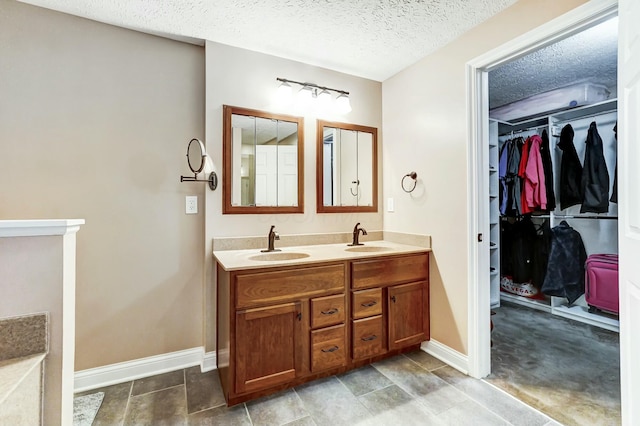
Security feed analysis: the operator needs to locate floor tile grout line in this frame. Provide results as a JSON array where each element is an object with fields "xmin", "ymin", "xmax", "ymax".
[
  {"xmin": 129, "ymin": 383, "xmax": 186, "ymax": 398},
  {"xmin": 183, "ymin": 368, "xmax": 188, "ymax": 419},
  {"xmin": 334, "ymin": 373, "xmax": 376, "ymax": 417},
  {"xmin": 121, "ymin": 381, "xmax": 133, "ymax": 425},
  {"xmin": 187, "ymin": 401, "xmax": 228, "ymax": 416},
  {"xmin": 289, "ymin": 386, "xmax": 313, "ymax": 424},
  {"xmin": 243, "ymin": 402, "xmax": 254, "ymax": 426},
  {"xmin": 350, "ymin": 382, "xmax": 397, "ymax": 399}
]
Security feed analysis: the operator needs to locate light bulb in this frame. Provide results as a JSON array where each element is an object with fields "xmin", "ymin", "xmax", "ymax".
[
  {"xmin": 276, "ymin": 81, "xmax": 293, "ymax": 104},
  {"xmin": 296, "ymin": 86, "xmax": 314, "ymax": 107},
  {"xmin": 336, "ymin": 93, "xmax": 352, "ymax": 113},
  {"xmin": 317, "ymin": 89, "xmax": 332, "ymax": 109}
]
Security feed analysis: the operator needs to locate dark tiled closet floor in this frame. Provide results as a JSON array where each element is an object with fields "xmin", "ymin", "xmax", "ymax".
[{"xmin": 76, "ymin": 350, "xmax": 558, "ymax": 425}]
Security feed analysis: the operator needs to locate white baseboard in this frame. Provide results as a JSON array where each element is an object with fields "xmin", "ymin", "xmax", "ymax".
[
  {"xmin": 201, "ymin": 351, "xmax": 217, "ymax": 372},
  {"xmin": 421, "ymin": 339, "xmax": 469, "ymax": 375},
  {"xmin": 74, "ymin": 347, "xmax": 216, "ymax": 392}
]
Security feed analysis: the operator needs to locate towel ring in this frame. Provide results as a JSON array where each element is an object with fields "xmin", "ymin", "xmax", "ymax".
[{"xmin": 401, "ymin": 172, "xmax": 417, "ymax": 193}]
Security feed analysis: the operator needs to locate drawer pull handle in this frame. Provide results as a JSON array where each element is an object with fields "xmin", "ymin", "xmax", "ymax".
[
  {"xmin": 361, "ymin": 301, "xmax": 377, "ymax": 307},
  {"xmin": 321, "ymin": 345, "xmax": 340, "ymax": 353},
  {"xmin": 361, "ymin": 335, "xmax": 378, "ymax": 342},
  {"xmin": 321, "ymin": 308, "xmax": 339, "ymax": 315}
]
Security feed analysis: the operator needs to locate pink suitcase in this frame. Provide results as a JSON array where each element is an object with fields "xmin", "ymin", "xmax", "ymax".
[{"xmin": 585, "ymin": 254, "xmax": 619, "ymax": 315}]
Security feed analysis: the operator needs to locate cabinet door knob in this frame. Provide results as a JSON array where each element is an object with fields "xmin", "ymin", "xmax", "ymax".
[
  {"xmin": 361, "ymin": 301, "xmax": 377, "ymax": 307},
  {"xmin": 361, "ymin": 335, "xmax": 378, "ymax": 341},
  {"xmin": 321, "ymin": 345, "xmax": 339, "ymax": 353},
  {"xmin": 296, "ymin": 312, "xmax": 302, "ymax": 321},
  {"xmin": 390, "ymin": 295, "xmax": 396, "ymax": 303},
  {"xmin": 321, "ymin": 308, "xmax": 338, "ymax": 315}
]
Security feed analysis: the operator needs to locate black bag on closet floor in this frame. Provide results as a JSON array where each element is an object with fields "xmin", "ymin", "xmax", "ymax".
[{"xmin": 541, "ymin": 220, "xmax": 587, "ymax": 304}]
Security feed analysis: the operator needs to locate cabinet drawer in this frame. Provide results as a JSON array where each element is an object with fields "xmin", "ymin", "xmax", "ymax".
[
  {"xmin": 236, "ymin": 264, "xmax": 345, "ymax": 308},
  {"xmin": 351, "ymin": 254, "xmax": 428, "ymax": 289},
  {"xmin": 311, "ymin": 294, "xmax": 345, "ymax": 329},
  {"xmin": 311, "ymin": 324, "xmax": 347, "ymax": 372},
  {"xmin": 352, "ymin": 288, "xmax": 382, "ymax": 319},
  {"xmin": 352, "ymin": 315, "xmax": 385, "ymax": 360}
]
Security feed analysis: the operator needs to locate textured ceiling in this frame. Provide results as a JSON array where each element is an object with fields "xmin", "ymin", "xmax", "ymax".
[
  {"xmin": 489, "ymin": 17, "xmax": 618, "ymax": 109},
  {"xmin": 17, "ymin": 0, "xmax": 519, "ymax": 82}
]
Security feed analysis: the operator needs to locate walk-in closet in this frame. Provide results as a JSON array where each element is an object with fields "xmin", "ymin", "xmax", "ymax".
[{"xmin": 485, "ymin": 15, "xmax": 621, "ymax": 424}]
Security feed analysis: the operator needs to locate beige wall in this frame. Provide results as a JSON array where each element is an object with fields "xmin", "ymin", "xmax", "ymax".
[
  {"xmin": 204, "ymin": 41, "xmax": 383, "ymax": 350},
  {"xmin": 0, "ymin": 1, "xmax": 206, "ymax": 370},
  {"xmin": 382, "ymin": 0, "xmax": 588, "ymax": 354}
]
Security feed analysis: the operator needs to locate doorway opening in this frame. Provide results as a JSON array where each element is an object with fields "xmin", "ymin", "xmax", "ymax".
[{"xmin": 466, "ymin": 0, "xmax": 620, "ymax": 422}]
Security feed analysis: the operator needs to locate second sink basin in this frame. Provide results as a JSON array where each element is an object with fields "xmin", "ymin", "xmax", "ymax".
[
  {"xmin": 248, "ymin": 252, "xmax": 310, "ymax": 261},
  {"xmin": 345, "ymin": 246, "xmax": 393, "ymax": 253}
]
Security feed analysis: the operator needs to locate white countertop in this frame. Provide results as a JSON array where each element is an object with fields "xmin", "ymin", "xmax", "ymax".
[{"xmin": 213, "ymin": 240, "xmax": 431, "ymax": 271}]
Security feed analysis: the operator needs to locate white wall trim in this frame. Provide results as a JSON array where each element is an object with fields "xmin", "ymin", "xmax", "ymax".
[
  {"xmin": 421, "ymin": 340, "xmax": 469, "ymax": 375},
  {"xmin": 465, "ymin": 0, "xmax": 618, "ymax": 380},
  {"xmin": 74, "ymin": 347, "xmax": 216, "ymax": 392},
  {"xmin": 201, "ymin": 351, "xmax": 218, "ymax": 372}
]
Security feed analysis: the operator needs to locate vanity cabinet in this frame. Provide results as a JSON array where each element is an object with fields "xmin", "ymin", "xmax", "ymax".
[
  {"xmin": 235, "ymin": 302, "xmax": 304, "ymax": 394},
  {"xmin": 351, "ymin": 253, "xmax": 430, "ymax": 356},
  {"xmin": 216, "ymin": 251, "xmax": 429, "ymax": 406}
]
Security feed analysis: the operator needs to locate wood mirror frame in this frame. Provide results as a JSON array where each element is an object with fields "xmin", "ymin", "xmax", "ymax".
[
  {"xmin": 223, "ymin": 105, "xmax": 304, "ymax": 214},
  {"xmin": 316, "ymin": 120, "xmax": 378, "ymax": 213}
]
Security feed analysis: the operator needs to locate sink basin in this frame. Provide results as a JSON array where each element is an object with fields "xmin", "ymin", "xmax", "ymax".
[
  {"xmin": 248, "ymin": 252, "xmax": 310, "ymax": 261},
  {"xmin": 345, "ymin": 246, "xmax": 393, "ymax": 253}
]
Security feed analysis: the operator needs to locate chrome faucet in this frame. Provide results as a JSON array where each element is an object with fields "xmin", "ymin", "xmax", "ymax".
[
  {"xmin": 349, "ymin": 222, "xmax": 368, "ymax": 246},
  {"xmin": 261, "ymin": 225, "xmax": 281, "ymax": 252}
]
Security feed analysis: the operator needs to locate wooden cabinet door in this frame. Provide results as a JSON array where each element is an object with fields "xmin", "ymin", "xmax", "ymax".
[
  {"xmin": 388, "ymin": 281, "xmax": 429, "ymax": 350},
  {"xmin": 235, "ymin": 302, "xmax": 304, "ymax": 394}
]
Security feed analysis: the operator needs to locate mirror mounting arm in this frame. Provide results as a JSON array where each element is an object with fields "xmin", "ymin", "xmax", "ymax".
[{"xmin": 180, "ymin": 173, "xmax": 218, "ymax": 191}]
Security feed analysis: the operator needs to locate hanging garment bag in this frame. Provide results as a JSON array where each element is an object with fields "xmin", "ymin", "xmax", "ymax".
[{"xmin": 585, "ymin": 254, "xmax": 619, "ymax": 315}]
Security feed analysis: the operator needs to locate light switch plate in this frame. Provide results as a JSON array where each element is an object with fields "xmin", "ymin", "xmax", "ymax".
[
  {"xmin": 387, "ymin": 197, "xmax": 395, "ymax": 212},
  {"xmin": 186, "ymin": 196, "xmax": 198, "ymax": 214}
]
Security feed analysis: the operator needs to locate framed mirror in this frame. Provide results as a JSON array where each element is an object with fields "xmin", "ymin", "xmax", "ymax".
[
  {"xmin": 316, "ymin": 120, "xmax": 378, "ymax": 213},
  {"xmin": 223, "ymin": 105, "xmax": 304, "ymax": 214}
]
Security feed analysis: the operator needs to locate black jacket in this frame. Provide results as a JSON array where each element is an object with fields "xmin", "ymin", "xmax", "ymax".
[
  {"xmin": 581, "ymin": 121, "xmax": 610, "ymax": 213},
  {"xmin": 540, "ymin": 129, "xmax": 556, "ymax": 211},
  {"xmin": 541, "ymin": 221, "xmax": 587, "ymax": 304},
  {"xmin": 558, "ymin": 124, "xmax": 583, "ymax": 210}
]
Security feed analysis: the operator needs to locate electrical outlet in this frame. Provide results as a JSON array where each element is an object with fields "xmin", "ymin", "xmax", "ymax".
[{"xmin": 185, "ymin": 196, "xmax": 198, "ymax": 214}]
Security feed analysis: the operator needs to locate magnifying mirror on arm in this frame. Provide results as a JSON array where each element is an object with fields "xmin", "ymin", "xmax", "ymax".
[{"xmin": 180, "ymin": 138, "xmax": 218, "ymax": 190}]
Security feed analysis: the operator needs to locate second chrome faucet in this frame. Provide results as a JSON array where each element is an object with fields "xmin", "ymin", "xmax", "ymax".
[{"xmin": 349, "ymin": 222, "xmax": 368, "ymax": 246}]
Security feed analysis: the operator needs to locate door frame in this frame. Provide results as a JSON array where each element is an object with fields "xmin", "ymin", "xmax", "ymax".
[{"xmin": 466, "ymin": 0, "xmax": 618, "ymax": 379}]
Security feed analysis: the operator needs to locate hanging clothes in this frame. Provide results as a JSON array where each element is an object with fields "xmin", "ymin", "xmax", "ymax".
[
  {"xmin": 521, "ymin": 135, "xmax": 547, "ymax": 213},
  {"xmin": 509, "ymin": 138, "xmax": 524, "ymax": 216},
  {"xmin": 580, "ymin": 121, "xmax": 610, "ymax": 213},
  {"xmin": 558, "ymin": 124, "xmax": 583, "ymax": 210},
  {"xmin": 610, "ymin": 122, "xmax": 618, "ymax": 203},
  {"xmin": 498, "ymin": 141, "xmax": 510, "ymax": 214},
  {"xmin": 541, "ymin": 220, "xmax": 587, "ymax": 304},
  {"xmin": 501, "ymin": 216, "xmax": 537, "ymax": 283},
  {"xmin": 531, "ymin": 219, "xmax": 551, "ymax": 289},
  {"xmin": 540, "ymin": 129, "xmax": 556, "ymax": 211}
]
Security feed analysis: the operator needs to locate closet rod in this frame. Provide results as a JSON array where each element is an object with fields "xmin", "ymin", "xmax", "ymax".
[
  {"xmin": 531, "ymin": 214, "xmax": 618, "ymax": 220},
  {"xmin": 499, "ymin": 124, "xmax": 548, "ymax": 137}
]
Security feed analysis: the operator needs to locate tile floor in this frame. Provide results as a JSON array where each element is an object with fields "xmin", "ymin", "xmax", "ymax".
[{"xmin": 76, "ymin": 350, "xmax": 560, "ymax": 426}]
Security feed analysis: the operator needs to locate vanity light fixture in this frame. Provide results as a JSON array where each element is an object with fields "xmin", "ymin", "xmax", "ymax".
[{"xmin": 276, "ymin": 77, "xmax": 351, "ymax": 113}]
